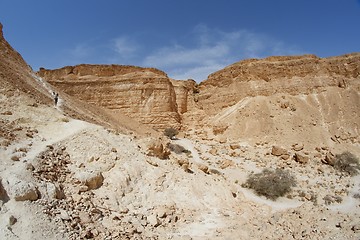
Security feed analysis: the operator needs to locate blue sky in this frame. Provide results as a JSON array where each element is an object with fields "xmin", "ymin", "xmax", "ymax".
[{"xmin": 1, "ymin": 0, "xmax": 360, "ymax": 82}]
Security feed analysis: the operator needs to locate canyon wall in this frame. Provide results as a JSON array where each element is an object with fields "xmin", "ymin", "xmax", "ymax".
[
  {"xmin": 197, "ymin": 54, "xmax": 360, "ymax": 115},
  {"xmin": 195, "ymin": 54, "xmax": 360, "ymax": 145},
  {"xmin": 38, "ymin": 65, "xmax": 197, "ymax": 130}
]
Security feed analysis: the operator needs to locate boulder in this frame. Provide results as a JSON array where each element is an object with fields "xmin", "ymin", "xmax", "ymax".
[
  {"xmin": 0, "ymin": 178, "xmax": 9, "ymax": 202},
  {"xmin": 4, "ymin": 176, "xmax": 38, "ymax": 201},
  {"xmin": 271, "ymin": 146, "xmax": 288, "ymax": 156},
  {"xmin": 197, "ymin": 164, "xmax": 209, "ymax": 174},
  {"xmin": 322, "ymin": 152, "xmax": 336, "ymax": 166},
  {"xmin": 294, "ymin": 153, "xmax": 309, "ymax": 164},
  {"xmin": 74, "ymin": 170, "xmax": 104, "ymax": 190},
  {"xmin": 45, "ymin": 182, "xmax": 65, "ymax": 199}
]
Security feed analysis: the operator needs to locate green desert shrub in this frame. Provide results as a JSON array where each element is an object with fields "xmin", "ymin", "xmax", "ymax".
[
  {"xmin": 242, "ymin": 168, "xmax": 296, "ymax": 200},
  {"xmin": 333, "ymin": 151, "xmax": 360, "ymax": 176}
]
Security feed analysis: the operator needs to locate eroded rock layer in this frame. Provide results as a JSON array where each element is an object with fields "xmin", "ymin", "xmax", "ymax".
[
  {"xmin": 195, "ymin": 54, "xmax": 360, "ymax": 146},
  {"xmin": 198, "ymin": 54, "xmax": 360, "ymax": 114},
  {"xmin": 38, "ymin": 65, "xmax": 185, "ymax": 130}
]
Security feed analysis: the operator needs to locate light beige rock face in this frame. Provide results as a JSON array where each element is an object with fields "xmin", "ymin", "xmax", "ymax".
[
  {"xmin": 199, "ymin": 54, "xmax": 360, "ymax": 114},
  {"xmin": 38, "ymin": 65, "xmax": 183, "ymax": 130},
  {"xmin": 196, "ymin": 54, "xmax": 360, "ymax": 146},
  {"xmin": 171, "ymin": 79, "xmax": 197, "ymax": 114}
]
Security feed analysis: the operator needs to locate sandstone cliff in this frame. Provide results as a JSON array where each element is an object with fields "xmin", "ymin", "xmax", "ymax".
[
  {"xmin": 198, "ymin": 54, "xmax": 360, "ymax": 114},
  {"xmin": 38, "ymin": 66, "xmax": 198, "ymax": 130},
  {"xmin": 195, "ymin": 54, "xmax": 360, "ymax": 146}
]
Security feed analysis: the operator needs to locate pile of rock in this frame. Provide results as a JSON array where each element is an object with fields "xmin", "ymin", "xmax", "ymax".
[
  {"xmin": 37, "ymin": 191, "xmax": 181, "ymax": 239},
  {"xmin": 33, "ymin": 144, "xmax": 71, "ymax": 183}
]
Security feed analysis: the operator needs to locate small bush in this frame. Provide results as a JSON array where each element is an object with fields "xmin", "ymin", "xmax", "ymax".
[
  {"xmin": 168, "ymin": 143, "xmax": 190, "ymax": 155},
  {"xmin": 164, "ymin": 128, "xmax": 178, "ymax": 139},
  {"xmin": 323, "ymin": 194, "xmax": 343, "ymax": 205},
  {"xmin": 242, "ymin": 168, "xmax": 296, "ymax": 200},
  {"xmin": 353, "ymin": 193, "xmax": 360, "ymax": 199},
  {"xmin": 333, "ymin": 151, "xmax": 360, "ymax": 176}
]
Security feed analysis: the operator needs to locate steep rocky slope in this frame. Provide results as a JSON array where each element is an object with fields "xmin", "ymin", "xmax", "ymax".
[{"xmin": 0, "ymin": 23, "xmax": 154, "ymax": 136}]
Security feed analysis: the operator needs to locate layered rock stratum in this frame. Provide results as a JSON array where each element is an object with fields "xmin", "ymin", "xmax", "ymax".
[
  {"xmin": 38, "ymin": 65, "xmax": 197, "ymax": 130},
  {"xmin": 1, "ymin": 22, "xmax": 360, "ymax": 239}
]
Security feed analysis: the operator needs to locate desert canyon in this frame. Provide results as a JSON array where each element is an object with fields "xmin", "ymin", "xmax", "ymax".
[{"xmin": 1, "ymin": 21, "xmax": 360, "ymax": 239}]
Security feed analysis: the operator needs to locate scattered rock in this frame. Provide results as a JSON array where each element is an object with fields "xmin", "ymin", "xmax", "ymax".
[
  {"xmin": 10, "ymin": 155, "xmax": 20, "ymax": 161},
  {"xmin": 146, "ymin": 159, "xmax": 159, "ymax": 167},
  {"xmin": 177, "ymin": 159, "xmax": 189, "ymax": 167},
  {"xmin": 147, "ymin": 143, "xmax": 170, "ymax": 160},
  {"xmin": 197, "ymin": 164, "xmax": 209, "ymax": 174},
  {"xmin": 26, "ymin": 163, "xmax": 35, "ymax": 171},
  {"xmin": 79, "ymin": 211, "xmax": 92, "ymax": 224},
  {"xmin": 74, "ymin": 170, "xmax": 104, "ymax": 190},
  {"xmin": 280, "ymin": 154, "xmax": 290, "ymax": 160},
  {"xmin": 351, "ymin": 224, "xmax": 360, "ymax": 232},
  {"xmin": 59, "ymin": 209, "xmax": 71, "ymax": 220},
  {"xmin": 155, "ymin": 206, "xmax": 168, "ymax": 218},
  {"xmin": 271, "ymin": 146, "xmax": 288, "ymax": 156},
  {"xmin": 208, "ymin": 168, "xmax": 222, "ymax": 175},
  {"xmin": 209, "ymin": 148, "xmax": 218, "ymax": 155},
  {"xmin": 1, "ymin": 111, "xmax": 12, "ymax": 115},
  {"xmin": 292, "ymin": 143, "xmax": 304, "ymax": 151},
  {"xmin": 4, "ymin": 176, "xmax": 38, "ymax": 201},
  {"xmin": 147, "ymin": 214, "xmax": 160, "ymax": 227},
  {"xmin": 46, "ymin": 182, "xmax": 65, "ymax": 199},
  {"xmin": 9, "ymin": 215, "xmax": 17, "ymax": 225},
  {"xmin": 322, "ymin": 152, "xmax": 336, "ymax": 166},
  {"xmin": 229, "ymin": 144, "xmax": 240, "ymax": 150},
  {"xmin": 220, "ymin": 159, "xmax": 234, "ymax": 169},
  {"xmin": 294, "ymin": 153, "xmax": 309, "ymax": 164}
]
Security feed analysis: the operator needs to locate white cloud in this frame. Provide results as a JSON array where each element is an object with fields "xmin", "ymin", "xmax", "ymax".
[
  {"xmin": 143, "ymin": 43, "xmax": 229, "ymax": 68},
  {"xmin": 141, "ymin": 25, "xmax": 302, "ymax": 82},
  {"xmin": 113, "ymin": 36, "xmax": 138, "ymax": 56},
  {"xmin": 70, "ymin": 44, "xmax": 92, "ymax": 59},
  {"xmin": 106, "ymin": 25, "xmax": 302, "ymax": 82}
]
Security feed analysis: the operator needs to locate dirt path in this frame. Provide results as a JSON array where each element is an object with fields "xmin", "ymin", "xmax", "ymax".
[{"xmin": 25, "ymin": 119, "xmax": 93, "ymax": 161}]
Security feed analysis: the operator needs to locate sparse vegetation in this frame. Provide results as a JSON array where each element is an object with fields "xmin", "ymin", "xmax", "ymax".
[
  {"xmin": 333, "ymin": 151, "xmax": 360, "ymax": 176},
  {"xmin": 60, "ymin": 117, "xmax": 70, "ymax": 122},
  {"xmin": 323, "ymin": 194, "xmax": 343, "ymax": 205},
  {"xmin": 353, "ymin": 193, "xmax": 360, "ymax": 199},
  {"xmin": 164, "ymin": 127, "xmax": 178, "ymax": 139},
  {"xmin": 167, "ymin": 143, "xmax": 190, "ymax": 155},
  {"xmin": 242, "ymin": 168, "xmax": 296, "ymax": 200}
]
